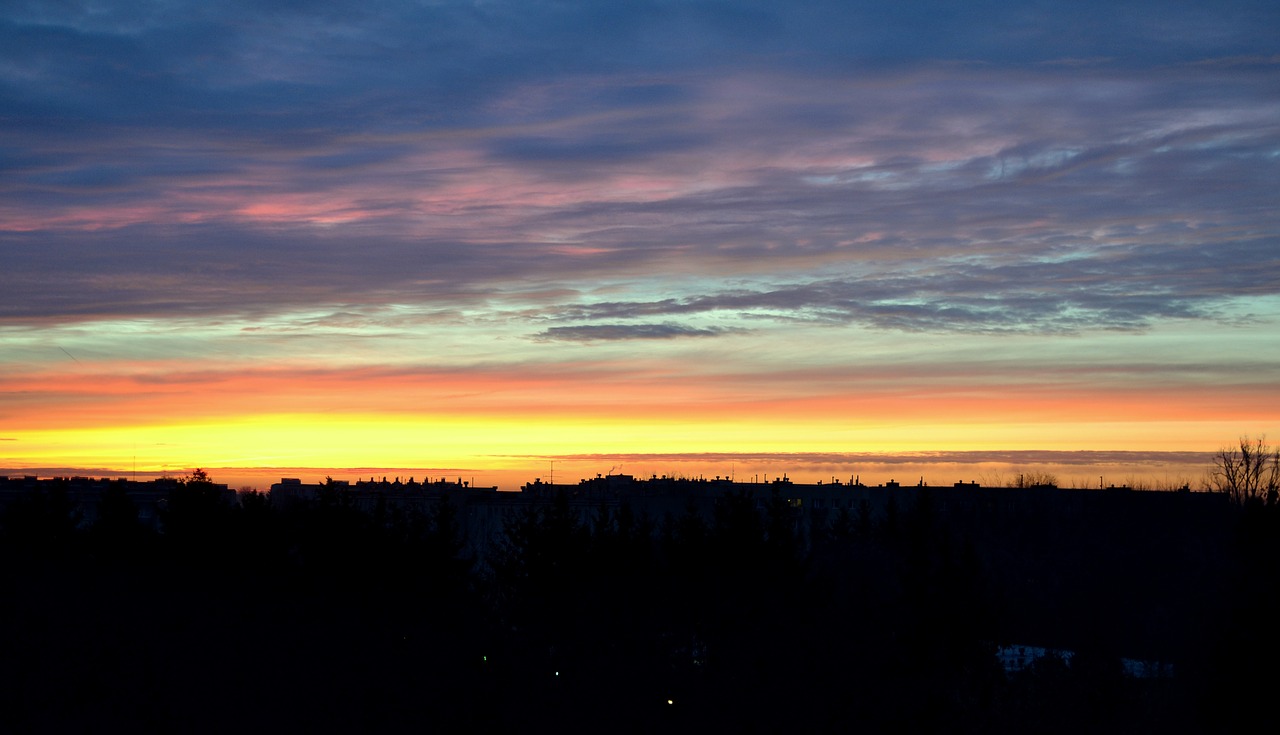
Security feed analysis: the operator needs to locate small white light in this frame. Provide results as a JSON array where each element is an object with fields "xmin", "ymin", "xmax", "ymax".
[
  {"xmin": 555, "ymin": 671, "xmax": 559, "ymax": 676},
  {"xmin": 667, "ymin": 699, "xmax": 674, "ymax": 705}
]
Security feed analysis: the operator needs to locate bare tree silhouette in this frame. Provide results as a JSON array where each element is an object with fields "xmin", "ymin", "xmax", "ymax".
[{"xmin": 1209, "ymin": 436, "xmax": 1280, "ymax": 507}]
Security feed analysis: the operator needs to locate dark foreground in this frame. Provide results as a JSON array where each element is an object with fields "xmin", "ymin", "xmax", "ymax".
[{"xmin": 1, "ymin": 479, "xmax": 1276, "ymax": 734}]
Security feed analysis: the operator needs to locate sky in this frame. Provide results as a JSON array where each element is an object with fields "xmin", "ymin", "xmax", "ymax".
[{"xmin": 2, "ymin": 1, "xmax": 1278, "ymax": 490}]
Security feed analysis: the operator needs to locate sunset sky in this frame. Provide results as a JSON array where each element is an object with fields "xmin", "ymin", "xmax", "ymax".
[{"xmin": 3, "ymin": 1, "xmax": 1278, "ymax": 489}]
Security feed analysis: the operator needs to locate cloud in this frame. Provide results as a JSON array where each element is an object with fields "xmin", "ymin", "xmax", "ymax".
[
  {"xmin": 500, "ymin": 450, "xmax": 1217, "ymax": 468},
  {"xmin": 0, "ymin": 2, "xmax": 1276, "ymax": 342},
  {"xmin": 538, "ymin": 232, "xmax": 1277, "ymax": 334},
  {"xmin": 536, "ymin": 323, "xmax": 733, "ymax": 342}
]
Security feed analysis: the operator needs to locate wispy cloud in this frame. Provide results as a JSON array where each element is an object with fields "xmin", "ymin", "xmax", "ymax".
[
  {"xmin": 536, "ymin": 239, "xmax": 1269, "ymax": 334},
  {"xmin": 501, "ymin": 450, "xmax": 1217, "ymax": 468},
  {"xmin": 538, "ymin": 322, "xmax": 738, "ymax": 341}
]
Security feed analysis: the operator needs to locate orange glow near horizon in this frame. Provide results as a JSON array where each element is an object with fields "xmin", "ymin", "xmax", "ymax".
[
  {"xmin": 3, "ymin": 398, "xmax": 1264, "ymax": 489},
  {"xmin": 4, "ymin": 296, "xmax": 1277, "ymax": 492},
  {"xmin": 6, "ymin": 335, "xmax": 1275, "ymax": 490},
  {"xmin": 6, "ymin": 358, "xmax": 1278, "ymax": 428}
]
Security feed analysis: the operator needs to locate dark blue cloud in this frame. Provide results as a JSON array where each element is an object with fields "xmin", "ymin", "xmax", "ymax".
[
  {"xmin": 298, "ymin": 145, "xmax": 415, "ymax": 171},
  {"xmin": 536, "ymin": 323, "xmax": 733, "ymax": 342},
  {"xmin": 5, "ymin": 2, "xmax": 1277, "ymax": 135},
  {"xmin": 1, "ymin": 1, "xmax": 1276, "ymax": 337},
  {"xmin": 489, "ymin": 128, "xmax": 711, "ymax": 164},
  {"xmin": 538, "ymin": 232, "xmax": 1280, "ymax": 334}
]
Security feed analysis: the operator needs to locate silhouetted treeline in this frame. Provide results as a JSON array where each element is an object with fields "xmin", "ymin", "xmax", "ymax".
[{"xmin": 1, "ymin": 477, "xmax": 1275, "ymax": 733}]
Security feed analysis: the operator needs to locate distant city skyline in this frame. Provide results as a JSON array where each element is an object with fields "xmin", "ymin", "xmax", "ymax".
[
  {"xmin": 1, "ymin": 447, "xmax": 1218, "ymax": 494},
  {"xmin": 2, "ymin": 2, "xmax": 1277, "ymax": 483}
]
